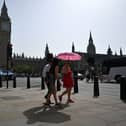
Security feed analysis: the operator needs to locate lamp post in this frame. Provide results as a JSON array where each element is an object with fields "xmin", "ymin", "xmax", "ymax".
[
  {"xmin": 6, "ymin": 52, "xmax": 8, "ymax": 88},
  {"xmin": 87, "ymin": 56, "xmax": 95, "ymax": 81},
  {"xmin": 6, "ymin": 43, "xmax": 12, "ymax": 88}
]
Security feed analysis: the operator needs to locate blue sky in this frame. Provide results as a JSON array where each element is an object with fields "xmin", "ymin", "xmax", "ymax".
[{"xmin": 1, "ymin": 0, "xmax": 126, "ymax": 58}]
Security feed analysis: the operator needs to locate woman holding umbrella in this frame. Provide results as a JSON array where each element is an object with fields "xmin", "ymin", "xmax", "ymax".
[
  {"xmin": 59, "ymin": 61, "xmax": 74, "ymax": 104},
  {"xmin": 57, "ymin": 52, "xmax": 81, "ymax": 104}
]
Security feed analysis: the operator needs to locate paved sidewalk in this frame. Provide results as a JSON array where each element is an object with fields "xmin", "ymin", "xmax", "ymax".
[{"xmin": 0, "ymin": 80, "xmax": 126, "ymax": 126}]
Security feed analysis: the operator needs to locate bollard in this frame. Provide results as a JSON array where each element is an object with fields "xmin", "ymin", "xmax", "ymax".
[
  {"xmin": 13, "ymin": 75, "xmax": 16, "ymax": 88},
  {"xmin": 27, "ymin": 75, "xmax": 30, "ymax": 89},
  {"xmin": 74, "ymin": 72, "xmax": 79, "ymax": 93},
  {"xmin": 93, "ymin": 76, "xmax": 99, "ymax": 97},
  {"xmin": 120, "ymin": 76, "xmax": 126, "ymax": 100},
  {"xmin": 41, "ymin": 76, "xmax": 45, "ymax": 90},
  {"xmin": 0, "ymin": 75, "xmax": 2, "ymax": 88},
  {"xmin": 57, "ymin": 79, "xmax": 61, "ymax": 91},
  {"xmin": 6, "ymin": 76, "xmax": 9, "ymax": 88}
]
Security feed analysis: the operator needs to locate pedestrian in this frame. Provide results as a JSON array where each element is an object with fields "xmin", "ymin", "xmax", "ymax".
[
  {"xmin": 85, "ymin": 70, "xmax": 90, "ymax": 82},
  {"xmin": 44, "ymin": 58, "xmax": 59, "ymax": 105},
  {"xmin": 42, "ymin": 53, "xmax": 53, "ymax": 104},
  {"xmin": 59, "ymin": 61, "xmax": 74, "ymax": 104}
]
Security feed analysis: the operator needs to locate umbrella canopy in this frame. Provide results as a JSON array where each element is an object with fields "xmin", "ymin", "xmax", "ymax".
[{"xmin": 56, "ymin": 52, "xmax": 81, "ymax": 61}]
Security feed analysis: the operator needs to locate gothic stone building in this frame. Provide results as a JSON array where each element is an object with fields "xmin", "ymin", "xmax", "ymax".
[
  {"xmin": 12, "ymin": 54, "xmax": 45, "ymax": 76},
  {"xmin": 72, "ymin": 32, "xmax": 124, "ymax": 74},
  {"xmin": 0, "ymin": 1, "xmax": 45, "ymax": 75},
  {"xmin": 0, "ymin": 1, "xmax": 124, "ymax": 76}
]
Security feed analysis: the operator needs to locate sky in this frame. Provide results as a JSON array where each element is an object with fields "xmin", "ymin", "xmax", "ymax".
[{"xmin": 0, "ymin": 0, "xmax": 126, "ymax": 58}]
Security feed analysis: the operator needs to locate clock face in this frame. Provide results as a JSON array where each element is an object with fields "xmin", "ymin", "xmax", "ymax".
[{"xmin": 1, "ymin": 22, "xmax": 10, "ymax": 32}]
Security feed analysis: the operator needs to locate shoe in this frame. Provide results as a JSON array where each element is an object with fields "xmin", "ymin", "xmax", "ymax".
[
  {"xmin": 49, "ymin": 101, "xmax": 54, "ymax": 104},
  {"xmin": 58, "ymin": 96, "xmax": 62, "ymax": 102},
  {"xmin": 43, "ymin": 102, "xmax": 50, "ymax": 106},
  {"xmin": 44, "ymin": 97, "xmax": 52, "ymax": 104},
  {"xmin": 44, "ymin": 95, "xmax": 48, "ymax": 99},
  {"xmin": 49, "ymin": 100, "xmax": 54, "ymax": 104},
  {"xmin": 68, "ymin": 99, "xmax": 74, "ymax": 103},
  {"xmin": 55, "ymin": 103, "xmax": 60, "ymax": 106}
]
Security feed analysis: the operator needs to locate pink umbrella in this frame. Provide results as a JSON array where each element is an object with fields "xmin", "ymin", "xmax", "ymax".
[{"xmin": 56, "ymin": 52, "xmax": 81, "ymax": 61}]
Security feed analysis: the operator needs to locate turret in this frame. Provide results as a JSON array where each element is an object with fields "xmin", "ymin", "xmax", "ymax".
[
  {"xmin": 87, "ymin": 32, "xmax": 96, "ymax": 57},
  {"xmin": 1, "ymin": 0, "xmax": 9, "ymax": 19},
  {"xmin": 107, "ymin": 45, "xmax": 113, "ymax": 56},
  {"xmin": 45, "ymin": 43, "xmax": 49, "ymax": 57},
  {"xmin": 72, "ymin": 41, "xmax": 75, "ymax": 52},
  {"xmin": 120, "ymin": 48, "xmax": 123, "ymax": 56}
]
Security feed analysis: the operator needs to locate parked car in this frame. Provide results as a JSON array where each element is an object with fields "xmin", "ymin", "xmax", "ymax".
[
  {"xmin": 74, "ymin": 73, "xmax": 84, "ymax": 80},
  {"xmin": 0, "ymin": 70, "xmax": 14, "ymax": 80}
]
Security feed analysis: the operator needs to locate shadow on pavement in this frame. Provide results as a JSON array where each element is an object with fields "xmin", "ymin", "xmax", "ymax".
[
  {"xmin": 23, "ymin": 104, "xmax": 71, "ymax": 124},
  {"xmin": 0, "ymin": 96, "xmax": 23, "ymax": 100},
  {"xmin": 0, "ymin": 89, "xmax": 12, "ymax": 92}
]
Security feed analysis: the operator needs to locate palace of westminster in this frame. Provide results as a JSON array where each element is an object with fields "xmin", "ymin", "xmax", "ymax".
[{"xmin": 0, "ymin": 1, "xmax": 125, "ymax": 75}]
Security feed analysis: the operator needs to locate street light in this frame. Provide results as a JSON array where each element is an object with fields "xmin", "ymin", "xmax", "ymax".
[
  {"xmin": 6, "ymin": 43, "xmax": 12, "ymax": 88},
  {"xmin": 7, "ymin": 43, "xmax": 12, "ymax": 59}
]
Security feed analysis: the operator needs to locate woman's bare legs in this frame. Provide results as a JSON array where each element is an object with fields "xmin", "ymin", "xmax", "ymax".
[
  {"xmin": 59, "ymin": 89, "xmax": 67, "ymax": 102},
  {"xmin": 67, "ymin": 88, "xmax": 74, "ymax": 103},
  {"xmin": 53, "ymin": 87, "xmax": 58, "ymax": 104},
  {"xmin": 67, "ymin": 88, "xmax": 71, "ymax": 101}
]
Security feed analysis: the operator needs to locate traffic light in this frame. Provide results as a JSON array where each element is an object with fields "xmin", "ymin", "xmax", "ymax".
[{"xmin": 7, "ymin": 43, "xmax": 12, "ymax": 59}]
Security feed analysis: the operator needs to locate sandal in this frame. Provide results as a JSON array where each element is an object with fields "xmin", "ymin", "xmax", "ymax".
[
  {"xmin": 58, "ymin": 96, "xmax": 62, "ymax": 102},
  {"xmin": 43, "ymin": 102, "xmax": 50, "ymax": 106},
  {"xmin": 67, "ymin": 99, "xmax": 74, "ymax": 103}
]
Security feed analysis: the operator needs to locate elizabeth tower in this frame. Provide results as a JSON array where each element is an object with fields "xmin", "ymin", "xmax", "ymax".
[{"xmin": 0, "ymin": 0, "xmax": 11, "ymax": 69}]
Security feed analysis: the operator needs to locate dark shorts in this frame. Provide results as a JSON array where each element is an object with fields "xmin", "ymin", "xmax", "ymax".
[{"xmin": 47, "ymin": 74, "xmax": 56, "ymax": 93}]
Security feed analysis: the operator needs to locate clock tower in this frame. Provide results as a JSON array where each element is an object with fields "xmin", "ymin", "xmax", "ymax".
[{"xmin": 0, "ymin": 0, "xmax": 11, "ymax": 69}]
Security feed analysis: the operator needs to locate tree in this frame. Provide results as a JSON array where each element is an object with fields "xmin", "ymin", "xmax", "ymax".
[{"xmin": 13, "ymin": 64, "xmax": 32, "ymax": 74}]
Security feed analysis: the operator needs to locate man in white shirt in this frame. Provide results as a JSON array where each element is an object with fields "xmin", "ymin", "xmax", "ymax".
[
  {"xmin": 42, "ymin": 53, "xmax": 53, "ymax": 103},
  {"xmin": 42, "ymin": 63, "xmax": 51, "ymax": 100},
  {"xmin": 42, "ymin": 63, "xmax": 51, "ymax": 79}
]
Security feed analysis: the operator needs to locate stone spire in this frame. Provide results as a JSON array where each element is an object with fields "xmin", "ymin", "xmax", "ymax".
[
  {"xmin": 120, "ymin": 48, "xmax": 123, "ymax": 56},
  {"xmin": 107, "ymin": 45, "xmax": 113, "ymax": 55},
  {"xmin": 87, "ymin": 32, "xmax": 96, "ymax": 57},
  {"xmin": 45, "ymin": 43, "xmax": 49, "ymax": 57},
  {"xmin": 115, "ymin": 51, "xmax": 117, "ymax": 56},
  {"xmin": 1, "ymin": 0, "xmax": 9, "ymax": 19},
  {"xmin": 89, "ymin": 32, "xmax": 93, "ymax": 44},
  {"xmin": 72, "ymin": 42, "xmax": 75, "ymax": 52}
]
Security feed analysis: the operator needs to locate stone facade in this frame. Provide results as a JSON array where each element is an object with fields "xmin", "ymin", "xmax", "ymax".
[
  {"xmin": 0, "ymin": 1, "xmax": 125, "ymax": 76},
  {"xmin": 0, "ymin": 1, "xmax": 11, "ymax": 69},
  {"xmin": 72, "ymin": 32, "xmax": 125, "ymax": 74},
  {"xmin": 12, "ymin": 54, "xmax": 45, "ymax": 76}
]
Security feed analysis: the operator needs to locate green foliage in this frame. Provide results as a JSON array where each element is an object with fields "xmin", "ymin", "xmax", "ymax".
[{"xmin": 13, "ymin": 64, "xmax": 32, "ymax": 74}]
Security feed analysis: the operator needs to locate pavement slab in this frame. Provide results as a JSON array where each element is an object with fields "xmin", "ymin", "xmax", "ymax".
[{"xmin": 0, "ymin": 78, "xmax": 126, "ymax": 126}]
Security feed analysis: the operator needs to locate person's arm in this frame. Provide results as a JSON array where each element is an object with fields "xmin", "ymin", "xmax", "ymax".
[
  {"xmin": 42, "ymin": 66, "xmax": 46, "ymax": 78},
  {"xmin": 55, "ymin": 66, "xmax": 59, "ymax": 79}
]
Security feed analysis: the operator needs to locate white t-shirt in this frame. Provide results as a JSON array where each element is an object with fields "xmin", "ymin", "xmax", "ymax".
[{"xmin": 42, "ymin": 64, "xmax": 51, "ymax": 78}]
